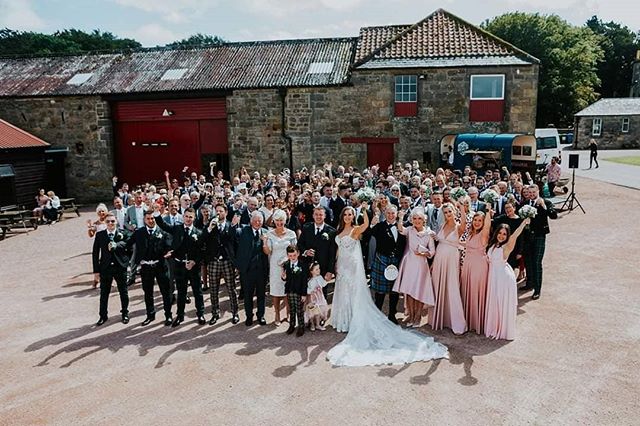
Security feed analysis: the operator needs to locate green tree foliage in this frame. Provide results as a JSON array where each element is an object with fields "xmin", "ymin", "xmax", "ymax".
[
  {"xmin": 165, "ymin": 33, "xmax": 226, "ymax": 49},
  {"xmin": 0, "ymin": 28, "xmax": 141, "ymax": 56},
  {"xmin": 586, "ymin": 16, "xmax": 640, "ymax": 98},
  {"xmin": 483, "ymin": 13, "xmax": 604, "ymax": 127}
]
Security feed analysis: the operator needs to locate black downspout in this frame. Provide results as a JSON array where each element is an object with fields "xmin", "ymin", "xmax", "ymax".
[{"xmin": 278, "ymin": 87, "xmax": 293, "ymax": 184}]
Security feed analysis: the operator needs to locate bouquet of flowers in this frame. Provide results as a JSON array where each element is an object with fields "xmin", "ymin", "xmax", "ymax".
[
  {"xmin": 422, "ymin": 186, "xmax": 432, "ymax": 199},
  {"xmin": 518, "ymin": 204, "xmax": 538, "ymax": 219},
  {"xmin": 356, "ymin": 187, "xmax": 376, "ymax": 203},
  {"xmin": 450, "ymin": 187, "xmax": 467, "ymax": 201},
  {"xmin": 482, "ymin": 189, "xmax": 500, "ymax": 204}
]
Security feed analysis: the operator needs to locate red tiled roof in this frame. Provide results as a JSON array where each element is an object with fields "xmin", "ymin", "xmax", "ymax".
[
  {"xmin": 355, "ymin": 24, "xmax": 411, "ymax": 63},
  {"xmin": 355, "ymin": 9, "xmax": 538, "ymax": 67},
  {"xmin": 0, "ymin": 119, "xmax": 50, "ymax": 149}
]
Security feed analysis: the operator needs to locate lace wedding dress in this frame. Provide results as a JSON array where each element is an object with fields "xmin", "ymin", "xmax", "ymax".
[{"xmin": 327, "ymin": 232, "xmax": 449, "ymax": 367}]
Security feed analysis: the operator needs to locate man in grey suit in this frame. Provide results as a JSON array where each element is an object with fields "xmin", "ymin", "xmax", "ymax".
[
  {"xmin": 467, "ymin": 187, "xmax": 487, "ymax": 213},
  {"xmin": 124, "ymin": 191, "xmax": 146, "ymax": 286},
  {"xmin": 426, "ymin": 191, "xmax": 445, "ymax": 233},
  {"xmin": 235, "ymin": 211, "xmax": 269, "ymax": 326}
]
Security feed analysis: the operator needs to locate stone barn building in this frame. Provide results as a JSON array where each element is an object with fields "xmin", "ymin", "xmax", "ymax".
[
  {"xmin": 574, "ymin": 98, "xmax": 640, "ymax": 149},
  {"xmin": 0, "ymin": 9, "xmax": 539, "ymax": 202}
]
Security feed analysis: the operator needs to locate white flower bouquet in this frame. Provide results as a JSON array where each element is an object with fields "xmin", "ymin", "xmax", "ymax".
[
  {"xmin": 450, "ymin": 187, "xmax": 467, "ymax": 201},
  {"xmin": 518, "ymin": 205, "xmax": 538, "ymax": 219},
  {"xmin": 356, "ymin": 187, "xmax": 376, "ymax": 203},
  {"xmin": 482, "ymin": 189, "xmax": 500, "ymax": 204}
]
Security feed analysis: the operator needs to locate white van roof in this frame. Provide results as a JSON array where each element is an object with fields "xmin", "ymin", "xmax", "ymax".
[{"xmin": 535, "ymin": 128, "xmax": 560, "ymax": 137}]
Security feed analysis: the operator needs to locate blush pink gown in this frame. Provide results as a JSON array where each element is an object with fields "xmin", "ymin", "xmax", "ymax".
[
  {"xmin": 484, "ymin": 246, "xmax": 517, "ymax": 340},
  {"xmin": 460, "ymin": 233, "xmax": 489, "ymax": 334},
  {"xmin": 393, "ymin": 226, "xmax": 436, "ymax": 306},
  {"xmin": 429, "ymin": 227, "xmax": 467, "ymax": 334}
]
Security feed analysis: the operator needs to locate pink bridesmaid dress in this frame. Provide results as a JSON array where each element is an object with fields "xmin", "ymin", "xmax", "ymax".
[
  {"xmin": 393, "ymin": 226, "xmax": 435, "ymax": 306},
  {"xmin": 429, "ymin": 227, "xmax": 467, "ymax": 334},
  {"xmin": 484, "ymin": 245, "xmax": 517, "ymax": 340},
  {"xmin": 460, "ymin": 233, "xmax": 489, "ymax": 334}
]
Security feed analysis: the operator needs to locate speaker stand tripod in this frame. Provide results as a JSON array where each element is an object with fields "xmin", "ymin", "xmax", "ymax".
[{"xmin": 559, "ymin": 168, "xmax": 585, "ymax": 214}]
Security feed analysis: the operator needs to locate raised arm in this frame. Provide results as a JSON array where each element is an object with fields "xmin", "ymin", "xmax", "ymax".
[
  {"xmin": 456, "ymin": 202, "xmax": 468, "ymax": 236},
  {"xmin": 164, "ymin": 171, "xmax": 171, "ymax": 192},
  {"xmin": 480, "ymin": 207, "xmax": 493, "ymax": 244},
  {"xmin": 504, "ymin": 218, "xmax": 530, "ymax": 259},
  {"xmin": 352, "ymin": 202, "xmax": 370, "ymax": 239},
  {"xmin": 396, "ymin": 209, "xmax": 406, "ymax": 235}
]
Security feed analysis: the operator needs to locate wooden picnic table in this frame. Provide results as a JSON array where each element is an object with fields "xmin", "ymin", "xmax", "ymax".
[
  {"xmin": 58, "ymin": 198, "xmax": 80, "ymax": 218},
  {"xmin": 0, "ymin": 209, "xmax": 38, "ymax": 240}
]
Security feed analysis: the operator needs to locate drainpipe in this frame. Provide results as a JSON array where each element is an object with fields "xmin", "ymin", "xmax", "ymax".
[{"xmin": 278, "ymin": 87, "xmax": 293, "ymax": 184}]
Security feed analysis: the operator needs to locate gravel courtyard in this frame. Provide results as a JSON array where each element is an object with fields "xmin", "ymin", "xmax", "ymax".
[{"xmin": 0, "ymin": 176, "xmax": 638, "ymax": 425}]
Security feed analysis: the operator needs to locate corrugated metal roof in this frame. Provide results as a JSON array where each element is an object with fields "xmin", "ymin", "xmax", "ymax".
[
  {"xmin": 355, "ymin": 9, "xmax": 538, "ymax": 69},
  {"xmin": 575, "ymin": 98, "xmax": 640, "ymax": 116},
  {"xmin": 358, "ymin": 55, "xmax": 533, "ymax": 69},
  {"xmin": 0, "ymin": 119, "xmax": 50, "ymax": 149},
  {"xmin": 0, "ymin": 38, "xmax": 356, "ymax": 97}
]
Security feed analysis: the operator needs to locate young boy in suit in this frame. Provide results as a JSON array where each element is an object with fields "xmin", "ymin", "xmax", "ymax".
[{"xmin": 281, "ymin": 245, "xmax": 307, "ymax": 337}]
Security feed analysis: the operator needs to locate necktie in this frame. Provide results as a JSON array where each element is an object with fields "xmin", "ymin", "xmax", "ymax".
[
  {"xmin": 108, "ymin": 233, "xmax": 114, "ymax": 240},
  {"xmin": 148, "ymin": 228, "xmax": 153, "ymax": 236},
  {"xmin": 432, "ymin": 208, "xmax": 438, "ymax": 225},
  {"xmin": 316, "ymin": 227, "xmax": 321, "ymax": 236},
  {"xmin": 254, "ymin": 230, "xmax": 259, "ymax": 242}
]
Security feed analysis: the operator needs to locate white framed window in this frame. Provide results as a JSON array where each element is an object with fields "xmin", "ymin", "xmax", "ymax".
[
  {"xmin": 394, "ymin": 75, "xmax": 417, "ymax": 102},
  {"xmin": 592, "ymin": 118, "xmax": 602, "ymax": 136},
  {"xmin": 622, "ymin": 117, "xmax": 630, "ymax": 133},
  {"xmin": 470, "ymin": 74, "xmax": 505, "ymax": 100}
]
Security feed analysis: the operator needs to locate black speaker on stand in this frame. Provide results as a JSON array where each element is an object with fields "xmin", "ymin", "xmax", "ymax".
[{"xmin": 560, "ymin": 154, "xmax": 585, "ymax": 214}]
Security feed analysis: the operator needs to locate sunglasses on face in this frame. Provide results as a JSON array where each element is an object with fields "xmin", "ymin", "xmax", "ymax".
[{"xmin": 106, "ymin": 220, "xmax": 117, "ymax": 223}]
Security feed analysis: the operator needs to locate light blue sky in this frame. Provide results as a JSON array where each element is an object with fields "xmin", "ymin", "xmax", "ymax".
[{"xmin": 0, "ymin": 0, "xmax": 638, "ymax": 46}]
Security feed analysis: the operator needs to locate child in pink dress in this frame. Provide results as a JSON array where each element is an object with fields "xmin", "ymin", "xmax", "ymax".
[{"xmin": 306, "ymin": 262, "xmax": 328, "ymax": 331}]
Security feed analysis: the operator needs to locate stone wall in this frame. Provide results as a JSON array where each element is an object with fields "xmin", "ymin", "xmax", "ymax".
[
  {"xmin": 0, "ymin": 96, "xmax": 114, "ymax": 202},
  {"xmin": 575, "ymin": 115, "xmax": 640, "ymax": 149},
  {"xmin": 227, "ymin": 64, "xmax": 538, "ymax": 173}
]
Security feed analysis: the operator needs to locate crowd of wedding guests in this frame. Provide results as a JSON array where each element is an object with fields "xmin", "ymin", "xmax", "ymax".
[{"xmin": 90, "ymin": 160, "xmax": 557, "ymax": 340}]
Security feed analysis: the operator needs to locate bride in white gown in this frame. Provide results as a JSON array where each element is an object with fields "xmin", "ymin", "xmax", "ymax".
[{"xmin": 327, "ymin": 205, "xmax": 448, "ymax": 367}]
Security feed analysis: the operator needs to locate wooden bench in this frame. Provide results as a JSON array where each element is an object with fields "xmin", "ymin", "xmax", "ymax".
[
  {"xmin": 0, "ymin": 209, "xmax": 38, "ymax": 240},
  {"xmin": 58, "ymin": 198, "xmax": 80, "ymax": 219}
]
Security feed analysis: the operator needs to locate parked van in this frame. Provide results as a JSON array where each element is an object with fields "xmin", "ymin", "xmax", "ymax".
[{"xmin": 534, "ymin": 128, "xmax": 561, "ymax": 166}]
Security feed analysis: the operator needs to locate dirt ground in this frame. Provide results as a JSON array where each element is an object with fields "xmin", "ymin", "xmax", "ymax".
[{"xmin": 1, "ymin": 176, "xmax": 638, "ymax": 425}]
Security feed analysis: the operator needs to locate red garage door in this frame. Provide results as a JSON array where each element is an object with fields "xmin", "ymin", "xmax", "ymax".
[
  {"xmin": 342, "ymin": 137, "xmax": 398, "ymax": 172},
  {"xmin": 113, "ymin": 98, "xmax": 227, "ymax": 186}
]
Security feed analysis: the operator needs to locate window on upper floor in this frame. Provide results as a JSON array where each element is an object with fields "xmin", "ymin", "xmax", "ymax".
[
  {"xmin": 469, "ymin": 74, "xmax": 505, "ymax": 122},
  {"xmin": 470, "ymin": 75, "xmax": 505, "ymax": 100},
  {"xmin": 394, "ymin": 75, "xmax": 417, "ymax": 117}
]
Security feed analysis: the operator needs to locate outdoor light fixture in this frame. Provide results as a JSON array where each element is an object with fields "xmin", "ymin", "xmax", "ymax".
[{"xmin": 162, "ymin": 109, "xmax": 175, "ymax": 117}]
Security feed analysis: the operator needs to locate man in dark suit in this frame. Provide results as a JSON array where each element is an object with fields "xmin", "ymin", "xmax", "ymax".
[
  {"xmin": 235, "ymin": 211, "xmax": 269, "ymax": 326},
  {"xmin": 369, "ymin": 205, "xmax": 406, "ymax": 324},
  {"xmin": 297, "ymin": 206, "xmax": 336, "ymax": 294},
  {"xmin": 522, "ymin": 184, "xmax": 558, "ymax": 300},
  {"xmin": 92, "ymin": 213, "xmax": 130, "ymax": 326},
  {"xmin": 128, "ymin": 210, "xmax": 174, "ymax": 326},
  {"xmin": 154, "ymin": 207, "xmax": 205, "ymax": 327},
  {"xmin": 328, "ymin": 184, "xmax": 351, "ymax": 227},
  {"xmin": 240, "ymin": 197, "xmax": 260, "ymax": 225},
  {"xmin": 467, "ymin": 186, "xmax": 487, "ymax": 213},
  {"xmin": 202, "ymin": 204, "xmax": 241, "ymax": 325}
]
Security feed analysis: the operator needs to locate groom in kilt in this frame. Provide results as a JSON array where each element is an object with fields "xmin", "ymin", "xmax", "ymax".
[{"xmin": 369, "ymin": 205, "xmax": 406, "ymax": 324}]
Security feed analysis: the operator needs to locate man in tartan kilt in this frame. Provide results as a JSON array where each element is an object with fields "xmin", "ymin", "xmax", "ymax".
[
  {"xmin": 522, "ymin": 185, "xmax": 557, "ymax": 300},
  {"xmin": 369, "ymin": 205, "xmax": 406, "ymax": 324},
  {"xmin": 202, "ymin": 204, "xmax": 241, "ymax": 325}
]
